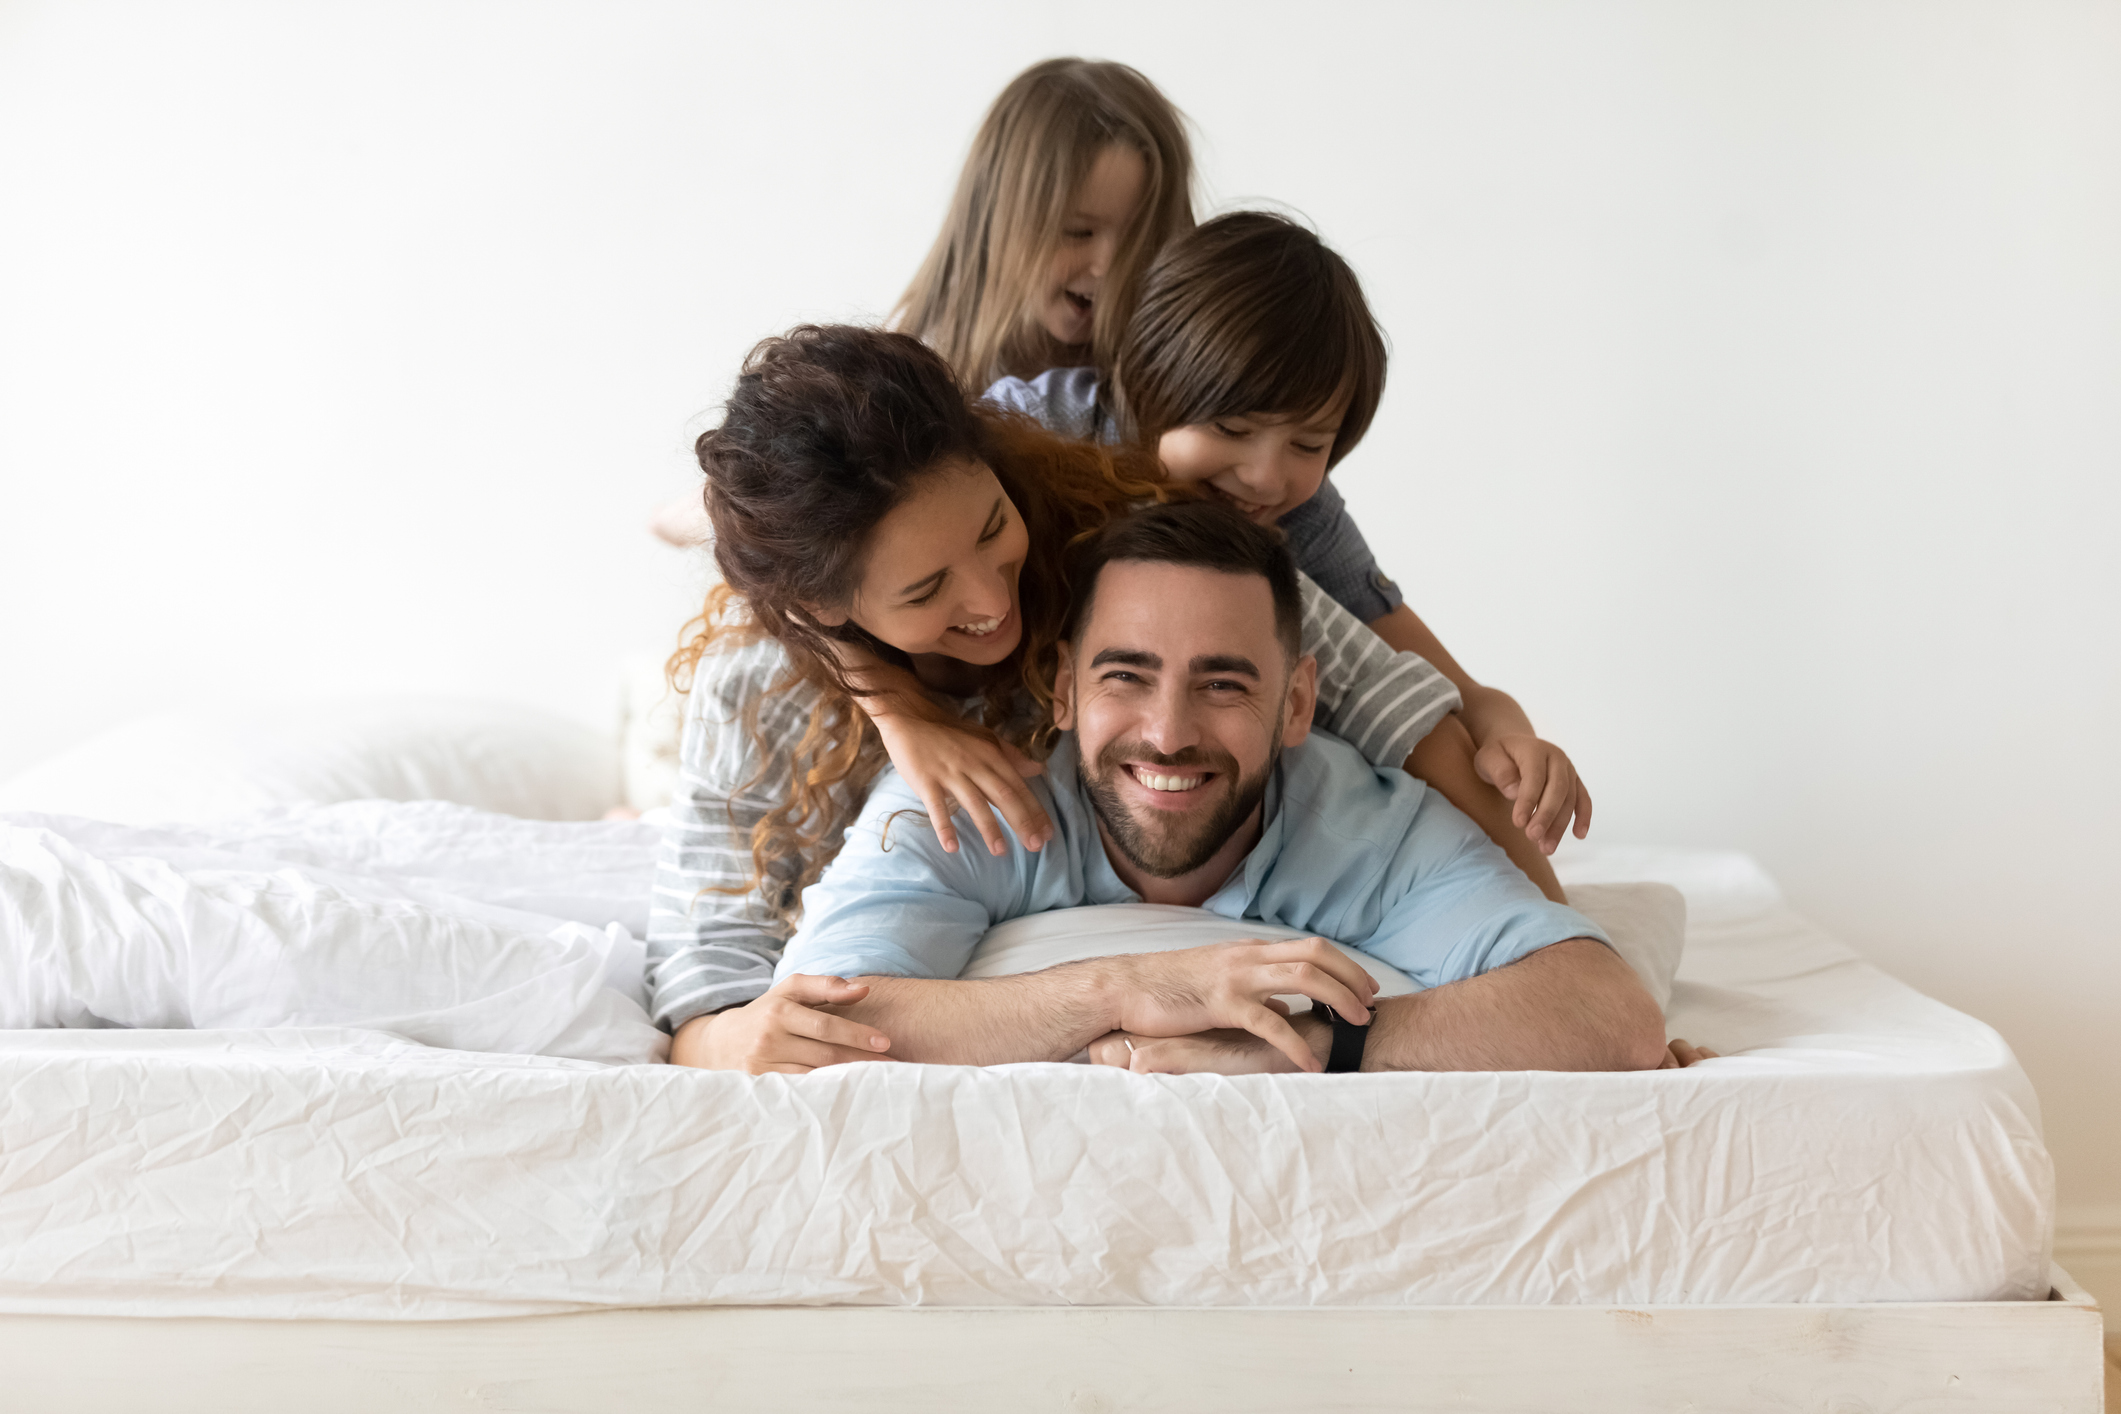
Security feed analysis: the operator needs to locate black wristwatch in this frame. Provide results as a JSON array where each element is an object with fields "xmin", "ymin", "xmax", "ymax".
[{"xmin": 1322, "ymin": 1005, "xmax": 1369, "ymax": 1073}]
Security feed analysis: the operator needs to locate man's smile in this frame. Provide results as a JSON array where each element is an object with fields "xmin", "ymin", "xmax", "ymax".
[{"xmin": 1122, "ymin": 762, "xmax": 1217, "ymax": 808}]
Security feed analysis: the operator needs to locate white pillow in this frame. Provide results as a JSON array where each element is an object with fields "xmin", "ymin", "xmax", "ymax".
[
  {"xmin": 964, "ymin": 882, "xmax": 1686, "ymax": 1013},
  {"xmin": 0, "ymin": 697, "xmax": 620, "ymax": 824}
]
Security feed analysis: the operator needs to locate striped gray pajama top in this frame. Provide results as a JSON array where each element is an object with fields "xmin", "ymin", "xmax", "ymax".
[{"xmin": 645, "ymin": 572, "xmax": 1461, "ymax": 1032}]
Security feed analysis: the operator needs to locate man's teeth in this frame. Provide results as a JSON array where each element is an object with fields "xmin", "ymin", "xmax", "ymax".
[
  {"xmin": 953, "ymin": 616, "xmax": 1003, "ymax": 636},
  {"xmin": 1136, "ymin": 770, "xmax": 1204, "ymax": 792}
]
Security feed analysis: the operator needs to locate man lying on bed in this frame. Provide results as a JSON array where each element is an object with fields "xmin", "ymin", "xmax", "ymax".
[{"xmin": 770, "ymin": 500, "xmax": 1680, "ymax": 1076}]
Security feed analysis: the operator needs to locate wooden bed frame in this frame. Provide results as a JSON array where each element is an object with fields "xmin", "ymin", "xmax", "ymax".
[{"xmin": 3, "ymin": 1265, "xmax": 2100, "ymax": 1412}]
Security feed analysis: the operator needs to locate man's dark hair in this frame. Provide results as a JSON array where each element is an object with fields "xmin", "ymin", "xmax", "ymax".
[{"xmin": 1063, "ymin": 499, "xmax": 1304, "ymax": 660}]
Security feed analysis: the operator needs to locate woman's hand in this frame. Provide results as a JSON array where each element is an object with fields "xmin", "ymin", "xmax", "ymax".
[
  {"xmin": 870, "ymin": 712, "xmax": 1052, "ymax": 856},
  {"xmin": 667, "ymin": 974, "xmax": 895, "ymax": 1074},
  {"xmin": 1473, "ymin": 733, "xmax": 1592, "ymax": 855}
]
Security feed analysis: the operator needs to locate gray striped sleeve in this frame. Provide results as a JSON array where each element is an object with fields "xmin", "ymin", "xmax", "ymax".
[
  {"xmin": 647, "ymin": 636, "xmax": 837, "ymax": 1031},
  {"xmin": 1298, "ymin": 572, "xmax": 1462, "ymax": 769}
]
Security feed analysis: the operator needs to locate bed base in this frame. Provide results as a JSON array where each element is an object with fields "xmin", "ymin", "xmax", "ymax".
[{"xmin": 2, "ymin": 1265, "xmax": 2100, "ymax": 1413}]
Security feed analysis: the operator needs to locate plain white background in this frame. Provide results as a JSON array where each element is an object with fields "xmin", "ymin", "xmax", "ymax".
[{"xmin": 2, "ymin": 0, "xmax": 2116, "ymax": 1292}]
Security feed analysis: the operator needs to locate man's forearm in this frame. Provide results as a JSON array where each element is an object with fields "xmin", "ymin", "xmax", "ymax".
[
  {"xmin": 1315, "ymin": 939, "xmax": 1667, "ymax": 1073},
  {"xmin": 825, "ymin": 967, "xmax": 1120, "ymax": 1066}
]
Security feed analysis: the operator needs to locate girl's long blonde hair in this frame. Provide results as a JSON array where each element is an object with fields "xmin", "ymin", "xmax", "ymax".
[
  {"xmin": 893, "ymin": 58, "xmax": 1195, "ymax": 391},
  {"xmin": 670, "ymin": 325, "xmax": 1174, "ymax": 926}
]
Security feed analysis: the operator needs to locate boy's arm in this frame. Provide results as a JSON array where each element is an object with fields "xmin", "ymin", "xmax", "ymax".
[
  {"xmin": 1367, "ymin": 603, "xmax": 1591, "ymax": 854},
  {"xmin": 1404, "ymin": 715, "xmax": 1564, "ymax": 902}
]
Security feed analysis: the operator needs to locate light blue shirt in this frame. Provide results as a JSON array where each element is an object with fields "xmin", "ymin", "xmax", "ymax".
[{"xmin": 778, "ymin": 731, "xmax": 1606, "ymax": 988}]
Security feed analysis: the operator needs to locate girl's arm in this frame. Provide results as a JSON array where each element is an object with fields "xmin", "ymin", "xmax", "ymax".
[
  {"xmin": 1366, "ymin": 603, "xmax": 1591, "ymax": 857},
  {"xmin": 831, "ymin": 641, "xmax": 1055, "ymax": 857}
]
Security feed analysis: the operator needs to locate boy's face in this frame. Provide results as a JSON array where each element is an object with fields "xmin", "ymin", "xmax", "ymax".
[
  {"xmin": 1154, "ymin": 393, "xmax": 1349, "ymax": 526},
  {"xmin": 1039, "ymin": 143, "xmax": 1148, "ymax": 349}
]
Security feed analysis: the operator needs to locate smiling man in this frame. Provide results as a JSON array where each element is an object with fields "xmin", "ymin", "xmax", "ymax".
[{"xmin": 774, "ymin": 501, "xmax": 1669, "ymax": 1074}]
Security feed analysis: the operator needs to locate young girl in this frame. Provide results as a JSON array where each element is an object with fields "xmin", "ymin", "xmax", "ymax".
[
  {"xmin": 652, "ymin": 325, "xmax": 1462, "ymax": 1071},
  {"xmin": 892, "ymin": 58, "xmax": 1194, "ymax": 391},
  {"xmin": 643, "ymin": 59, "xmax": 1193, "ymax": 555},
  {"xmin": 986, "ymin": 212, "xmax": 1591, "ymax": 894}
]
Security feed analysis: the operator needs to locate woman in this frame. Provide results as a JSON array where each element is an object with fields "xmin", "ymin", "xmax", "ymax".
[{"xmin": 652, "ymin": 325, "xmax": 1460, "ymax": 1072}]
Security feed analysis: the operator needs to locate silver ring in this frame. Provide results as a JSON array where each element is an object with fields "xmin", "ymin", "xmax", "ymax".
[{"xmin": 1123, "ymin": 1038, "xmax": 1136, "ymax": 1054}]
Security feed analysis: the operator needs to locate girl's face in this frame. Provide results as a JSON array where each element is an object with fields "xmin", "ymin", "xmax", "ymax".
[
  {"xmin": 820, "ymin": 460, "xmax": 1031, "ymax": 666},
  {"xmin": 1154, "ymin": 399, "xmax": 1348, "ymax": 526},
  {"xmin": 1036, "ymin": 143, "xmax": 1148, "ymax": 350}
]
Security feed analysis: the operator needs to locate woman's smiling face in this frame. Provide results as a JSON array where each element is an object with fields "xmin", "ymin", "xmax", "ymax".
[{"xmin": 817, "ymin": 459, "xmax": 1030, "ymax": 666}]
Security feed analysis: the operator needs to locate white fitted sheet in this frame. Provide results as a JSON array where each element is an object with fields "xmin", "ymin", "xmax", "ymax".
[{"xmin": 0, "ymin": 807, "xmax": 2052, "ymax": 1319}]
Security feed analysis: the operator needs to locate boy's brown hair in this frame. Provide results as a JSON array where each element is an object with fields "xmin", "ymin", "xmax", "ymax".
[
  {"xmin": 893, "ymin": 59, "xmax": 1194, "ymax": 389},
  {"xmin": 1112, "ymin": 211, "xmax": 1388, "ymax": 470}
]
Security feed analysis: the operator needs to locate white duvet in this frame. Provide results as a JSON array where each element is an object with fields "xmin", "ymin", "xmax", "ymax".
[
  {"xmin": 0, "ymin": 804, "xmax": 2053, "ymax": 1319},
  {"xmin": 1, "ymin": 809, "xmax": 664, "ymax": 1063}
]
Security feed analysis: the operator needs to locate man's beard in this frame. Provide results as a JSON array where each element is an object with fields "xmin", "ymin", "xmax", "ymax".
[{"xmin": 1078, "ymin": 733, "xmax": 1279, "ymax": 880}]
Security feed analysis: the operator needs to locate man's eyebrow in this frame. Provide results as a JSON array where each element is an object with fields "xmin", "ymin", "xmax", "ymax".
[
  {"xmin": 1191, "ymin": 654, "xmax": 1260, "ymax": 678},
  {"xmin": 1090, "ymin": 648, "xmax": 1162, "ymax": 669}
]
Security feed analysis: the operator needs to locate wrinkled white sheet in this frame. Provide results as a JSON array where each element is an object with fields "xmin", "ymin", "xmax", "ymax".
[
  {"xmin": 0, "ymin": 806, "xmax": 2052, "ymax": 1319},
  {"xmin": 0, "ymin": 807, "xmax": 665, "ymax": 1064}
]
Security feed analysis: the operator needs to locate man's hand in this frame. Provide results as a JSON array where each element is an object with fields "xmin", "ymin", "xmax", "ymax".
[
  {"xmin": 1089, "ymin": 1016, "xmax": 1327, "ymax": 1074},
  {"xmin": 1472, "ymin": 732, "xmax": 1591, "ymax": 855},
  {"xmin": 1090, "ymin": 1019, "xmax": 1722, "ymax": 1076},
  {"xmin": 1103, "ymin": 939, "xmax": 1376, "ymax": 1073},
  {"xmin": 668, "ymin": 973, "xmax": 896, "ymax": 1074}
]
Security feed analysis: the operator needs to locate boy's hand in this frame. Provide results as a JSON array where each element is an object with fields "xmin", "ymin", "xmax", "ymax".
[
  {"xmin": 1474, "ymin": 733, "xmax": 1591, "ymax": 855},
  {"xmin": 870, "ymin": 713, "xmax": 1052, "ymax": 856}
]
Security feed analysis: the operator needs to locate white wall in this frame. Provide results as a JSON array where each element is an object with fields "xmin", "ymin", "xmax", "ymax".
[{"xmin": 3, "ymin": 0, "xmax": 2116, "ymax": 1270}]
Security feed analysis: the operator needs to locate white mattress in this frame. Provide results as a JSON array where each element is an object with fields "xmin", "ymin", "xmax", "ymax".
[{"xmin": 0, "ymin": 806, "xmax": 2052, "ymax": 1319}]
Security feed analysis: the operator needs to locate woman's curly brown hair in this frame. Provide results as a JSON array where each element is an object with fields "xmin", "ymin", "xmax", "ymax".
[{"xmin": 669, "ymin": 324, "xmax": 1172, "ymax": 923}]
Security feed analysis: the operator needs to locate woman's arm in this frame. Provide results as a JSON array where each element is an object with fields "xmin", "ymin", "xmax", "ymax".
[
  {"xmin": 1366, "ymin": 603, "xmax": 1591, "ymax": 855},
  {"xmin": 651, "ymin": 639, "xmax": 896, "ymax": 1070},
  {"xmin": 831, "ymin": 640, "xmax": 1055, "ymax": 857}
]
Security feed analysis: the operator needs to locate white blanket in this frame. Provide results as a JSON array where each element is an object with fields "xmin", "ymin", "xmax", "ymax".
[
  {"xmin": 0, "ymin": 804, "xmax": 2053, "ymax": 1318},
  {"xmin": 0, "ymin": 807, "xmax": 666, "ymax": 1064}
]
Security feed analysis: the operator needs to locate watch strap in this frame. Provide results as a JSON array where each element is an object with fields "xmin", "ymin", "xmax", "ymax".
[{"xmin": 1323, "ymin": 1007, "xmax": 1369, "ymax": 1073}]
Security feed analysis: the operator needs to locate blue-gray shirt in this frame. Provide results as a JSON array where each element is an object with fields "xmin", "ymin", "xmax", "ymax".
[
  {"xmin": 984, "ymin": 368, "xmax": 1408, "ymax": 622},
  {"xmin": 778, "ymin": 731, "xmax": 1603, "ymax": 989}
]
